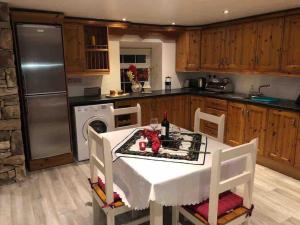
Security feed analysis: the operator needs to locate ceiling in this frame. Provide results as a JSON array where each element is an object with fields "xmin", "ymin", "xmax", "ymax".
[{"xmin": 6, "ymin": 0, "xmax": 300, "ymax": 26}]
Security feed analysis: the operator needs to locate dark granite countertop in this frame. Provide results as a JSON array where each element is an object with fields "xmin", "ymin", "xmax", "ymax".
[{"xmin": 69, "ymin": 88, "xmax": 300, "ymax": 112}]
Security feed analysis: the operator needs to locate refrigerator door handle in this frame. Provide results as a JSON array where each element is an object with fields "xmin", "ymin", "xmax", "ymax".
[{"xmin": 25, "ymin": 91, "xmax": 67, "ymax": 97}]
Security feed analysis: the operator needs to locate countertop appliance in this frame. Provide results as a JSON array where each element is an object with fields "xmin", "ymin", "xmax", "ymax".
[
  {"xmin": 184, "ymin": 78, "xmax": 206, "ymax": 90},
  {"xmin": 206, "ymin": 77, "xmax": 234, "ymax": 93},
  {"xmin": 296, "ymin": 95, "xmax": 300, "ymax": 105},
  {"xmin": 74, "ymin": 103, "xmax": 114, "ymax": 161},
  {"xmin": 15, "ymin": 24, "xmax": 71, "ymax": 162}
]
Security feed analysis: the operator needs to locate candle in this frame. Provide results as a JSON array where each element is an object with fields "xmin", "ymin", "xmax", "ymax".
[{"xmin": 139, "ymin": 141, "xmax": 146, "ymax": 151}]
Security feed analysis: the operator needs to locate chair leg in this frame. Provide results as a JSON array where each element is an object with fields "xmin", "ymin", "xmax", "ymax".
[
  {"xmin": 172, "ymin": 206, "xmax": 179, "ymax": 225},
  {"xmin": 107, "ymin": 209, "xmax": 115, "ymax": 225},
  {"xmin": 92, "ymin": 196, "xmax": 103, "ymax": 225}
]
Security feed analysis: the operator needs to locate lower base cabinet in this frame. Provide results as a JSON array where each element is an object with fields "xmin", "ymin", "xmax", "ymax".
[
  {"xmin": 244, "ymin": 105, "xmax": 268, "ymax": 155},
  {"xmin": 265, "ymin": 109, "xmax": 299, "ymax": 165},
  {"xmin": 295, "ymin": 132, "xmax": 300, "ymax": 168},
  {"xmin": 225, "ymin": 102, "xmax": 246, "ymax": 146},
  {"xmin": 114, "ymin": 94, "xmax": 300, "ymax": 179}
]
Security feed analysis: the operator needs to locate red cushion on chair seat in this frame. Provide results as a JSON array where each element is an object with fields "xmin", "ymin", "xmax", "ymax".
[
  {"xmin": 98, "ymin": 177, "xmax": 121, "ymax": 201},
  {"xmin": 187, "ymin": 191, "xmax": 243, "ymax": 220}
]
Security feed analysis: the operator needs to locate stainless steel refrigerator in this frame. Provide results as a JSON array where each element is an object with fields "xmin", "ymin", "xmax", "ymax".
[{"xmin": 16, "ymin": 24, "xmax": 71, "ymax": 160}]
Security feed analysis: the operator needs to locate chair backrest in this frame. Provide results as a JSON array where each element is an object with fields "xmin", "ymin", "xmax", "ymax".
[
  {"xmin": 194, "ymin": 108, "xmax": 225, "ymax": 142},
  {"xmin": 110, "ymin": 103, "xmax": 142, "ymax": 131},
  {"xmin": 88, "ymin": 126, "xmax": 114, "ymax": 204},
  {"xmin": 208, "ymin": 138, "xmax": 258, "ymax": 225}
]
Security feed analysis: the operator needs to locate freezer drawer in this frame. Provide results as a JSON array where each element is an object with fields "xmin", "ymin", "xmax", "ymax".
[
  {"xmin": 26, "ymin": 93, "xmax": 71, "ymax": 159},
  {"xmin": 16, "ymin": 24, "xmax": 66, "ymax": 94}
]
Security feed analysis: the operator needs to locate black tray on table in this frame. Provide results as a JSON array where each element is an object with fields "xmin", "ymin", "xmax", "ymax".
[{"xmin": 114, "ymin": 129, "xmax": 209, "ymax": 165}]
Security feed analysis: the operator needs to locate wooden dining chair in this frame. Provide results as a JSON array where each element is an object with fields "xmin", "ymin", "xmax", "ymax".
[
  {"xmin": 88, "ymin": 126, "xmax": 149, "ymax": 225},
  {"xmin": 172, "ymin": 138, "xmax": 258, "ymax": 225},
  {"xmin": 110, "ymin": 103, "xmax": 142, "ymax": 131},
  {"xmin": 194, "ymin": 108, "xmax": 225, "ymax": 142}
]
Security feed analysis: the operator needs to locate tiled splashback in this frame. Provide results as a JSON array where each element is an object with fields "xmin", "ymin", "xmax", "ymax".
[{"xmin": 178, "ymin": 72, "xmax": 300, "ymax": 100}]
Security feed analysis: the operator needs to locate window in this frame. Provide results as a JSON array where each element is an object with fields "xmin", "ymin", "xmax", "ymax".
[{"xmin": 120, "ymin": 48, "xmax": 151, "ymax": 92}]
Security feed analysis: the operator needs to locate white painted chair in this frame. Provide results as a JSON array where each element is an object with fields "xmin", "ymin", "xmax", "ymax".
[
  {"xmin": 194, "ymin": 108, "xmax": 225, "ymax": 142},
  {"xmin": 88, "ymin": 126, "xmax": 149, "ymax": 225},
  {"xmin": 110, "ymin": 103, "xmax": 142, "ymax": 131},
  {"xmin": 172, "ymin": 138, "xmax": 258, "ymax": 225}
]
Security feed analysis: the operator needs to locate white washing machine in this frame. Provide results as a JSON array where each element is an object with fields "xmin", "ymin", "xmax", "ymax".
[{"xmin": 74, "ymin": 103, "xmax": 114, "ymax": 161}]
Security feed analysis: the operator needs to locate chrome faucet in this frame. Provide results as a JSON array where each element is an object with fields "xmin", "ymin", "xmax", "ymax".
[{"xmin": 258, "ymin": 84, "xmax": 271, "ymax": 96}]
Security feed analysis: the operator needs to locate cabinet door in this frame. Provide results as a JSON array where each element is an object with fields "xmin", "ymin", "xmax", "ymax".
[
  {"xmin": 135, "ymin": 98, "xmax": 153, "ymax": 126},
  {"xmin": 176, "ymin": 31, "xmax": 201, "ymax": 71},
  {"xmin": 255, "ymin": 17, "xmax": 284, "ymax": 72},
  {"xmin": 226, "ymin": 102, "xmax": 246, "ymax": 146},
  {"xmin": 244, "ymin": 105, "xmax": 267, "ymax": 155},
  {"xmin": 190, "ymin": 96, "xmax": 205, "ymax": 131},
  {"xmin": 201, "ymin": 27, "xmax": 225, "ymax": 70},
  {"xmin": 176, "ymin": 32, "xmax": 189, "ymax": 72},
  {"xmin": 186, "ymin": 30, "xmax": 201, "ymax": 71},
  {"xmin": 281, "ymin": 14, "xmax": 300, "ymax": 74},
  {"xmin": 224, "ymin": 22, "xmax": 257, "ymax": 70},
  {"xmin": 265, "ymin": 109, "xmax": 298, "ymax": 165},
  {"xmin": 63, "ymin": 23, "xmax": 85, "ymax": 73},
  {"xmin": 294, "ymin": 120, "xmax": 300, "ymax": 168}
]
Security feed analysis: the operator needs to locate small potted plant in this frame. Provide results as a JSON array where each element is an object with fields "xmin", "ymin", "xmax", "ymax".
[{"xmin": 127, "ymin": 65, "xmax": 142, "ymax": 93}]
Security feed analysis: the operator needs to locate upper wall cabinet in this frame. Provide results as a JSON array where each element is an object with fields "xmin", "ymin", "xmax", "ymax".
[
  {"xmin": 281, "ymin": 14, "xmax": 300, "ymax": 74},
  {"xmin": 200, "ymin": 27, "xmax": 225, "ymax": 70},
  {"xmin": 63, "ymin": 23, "xmax": 85, "ymax": 74},
  {"xmin": 63, "ymin": 23, "xmax": 110, "ymax": 76},
  {"xmin": 224, "ymin": 22, "xmax": 257, "ymax": 71},
  {"xmin": 254, "ymin": 17, "xmax": 284, "ymax": 72},
  {"xmin": 176, "ymin": 30, "xmax": 201, "ymax": 72}
]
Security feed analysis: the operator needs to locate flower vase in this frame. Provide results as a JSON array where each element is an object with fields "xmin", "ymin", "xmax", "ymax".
[{"xmin": 131, "ymin": 82, "xmax": 142, "ymax": 93}]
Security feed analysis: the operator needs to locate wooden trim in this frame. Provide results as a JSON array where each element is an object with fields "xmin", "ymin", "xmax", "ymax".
[
  {"xmin": 10, "ymin": 10, "xmax": 64, "ymax": 24},
  {"xmin": 29, "ymin": 153, "xmax": 73, "ymax": 171},
  {"xmin": 180, "ymin": 69, "xmax": 300, "ymax": 78},
  {"xmin": 257, "ymin": 155, "xmax": 300, "ymax": 180}
]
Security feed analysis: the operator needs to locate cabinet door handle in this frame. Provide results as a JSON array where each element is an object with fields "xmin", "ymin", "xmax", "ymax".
[{"xmin": 293, "ymin": 119, "xmax": 298, "ymax": 128}]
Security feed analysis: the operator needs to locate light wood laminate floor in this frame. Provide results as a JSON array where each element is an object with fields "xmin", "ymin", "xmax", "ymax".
[{"xmin": 0, "ymin": 162, "xmax": 300, "ymax": 225}]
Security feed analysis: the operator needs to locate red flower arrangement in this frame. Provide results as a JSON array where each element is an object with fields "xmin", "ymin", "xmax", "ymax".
[{"xmin": 142, "ymin": 129, "xmax": 161, "ymax": 153}]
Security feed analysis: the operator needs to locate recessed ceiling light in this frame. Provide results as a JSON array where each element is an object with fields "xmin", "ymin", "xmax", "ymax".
[
  {"xmin": 171, "ymin": 22, "xmax": 176, "ymax": 25},
  {"xmin": 122, "ymin": 18, "xmax": 127, "ymax": 21},
  {"xmin": 223, "ymin": 10, "xmax": 229, "ymax": 14}
]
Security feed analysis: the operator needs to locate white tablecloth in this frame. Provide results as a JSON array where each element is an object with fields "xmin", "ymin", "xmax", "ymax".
[{"xmin": 100, "ymin": 127, "xmax": 245, "ymax": 210}]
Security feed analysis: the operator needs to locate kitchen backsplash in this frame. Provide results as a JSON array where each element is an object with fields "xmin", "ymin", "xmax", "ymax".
[{"xmin": 178, "ymin": 72, "xmax": 300, "ymax": 100}]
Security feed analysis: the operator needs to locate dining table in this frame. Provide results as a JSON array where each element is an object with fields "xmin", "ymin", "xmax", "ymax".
[{"xmin": 99, "ymin": 125, "xmax": 245, "ymax": 225}]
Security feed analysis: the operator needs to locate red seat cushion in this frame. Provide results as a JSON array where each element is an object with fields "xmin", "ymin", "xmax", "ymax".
[
  {"xmin": 97, "ymin": 177, "xmax": 121, "ymax": 201},
  {"xmin": 187, "ymin": 191, "xmax": 243, "ymax": 220}
]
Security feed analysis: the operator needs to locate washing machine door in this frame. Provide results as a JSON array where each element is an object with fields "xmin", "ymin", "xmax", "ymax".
[{"xmin": 82, "ymin": 116, "xmax": 108, "ymax": 141}]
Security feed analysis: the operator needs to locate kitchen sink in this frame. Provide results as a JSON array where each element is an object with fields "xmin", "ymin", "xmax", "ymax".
[{"xmin": 249, "ymin": 96, "xmax": 280, "ymax": 103}]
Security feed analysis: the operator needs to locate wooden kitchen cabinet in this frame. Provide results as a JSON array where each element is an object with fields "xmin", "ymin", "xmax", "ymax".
[
  {"xmin": 281, "ymin": 14, "xmax": 300, "ymax": 74},
  {"xmin": 63, "ymin": 23, "xmax": 85, "ymax": 73},
  {"xmin": 265, "ymin": 109, "xmax": 299, "ymax": 165},
  {"xmin": 226, "ymin": 102, "xmax": 246, "ymax": 146},
  {"xmin": 64, "ymin": 22, "xmax": 109, "ymax": 76},
  {"xmin": 190, "ymin": 96, "xmax": 205, "ymax": 131},
  {"xmin": 224, "ymin": 22, "xmax": 257, "ymax": 71},
  {"xmin": 254, "ymin": 17, "xmax": 284, "ymax": 72},
  {"xmin": 176, "ymin": 30, "xmax": 201, "ymax": 72},
  {"xmin": 244, "ymin": 105, "xmax": 268, "ymax": 155},
  {"xmin": 294, "ymin": 119, "xmax": 300, "ymax": 168},
  {"xmin": 203, "ymin": 98, "xmax": 228, "ymax": 140},
  {"xmin": 200, "ymin": 27, "xmax": 226, "ymax": 70}
]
